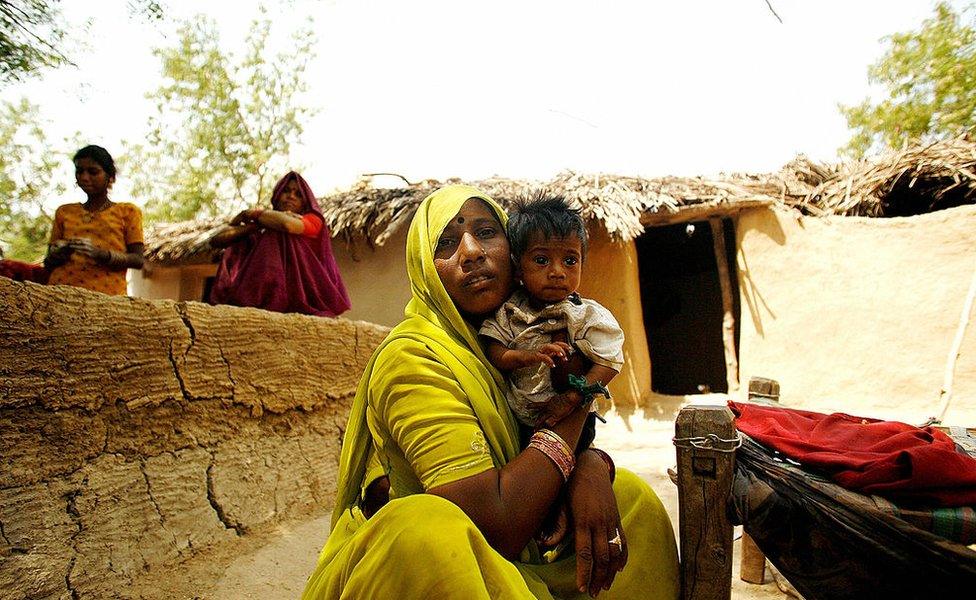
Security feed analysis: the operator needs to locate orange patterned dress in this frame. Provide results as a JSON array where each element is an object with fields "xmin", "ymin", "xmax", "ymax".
[{"xmin": 48, "ymin": 202, "xmax": 143, "ymax": 296}]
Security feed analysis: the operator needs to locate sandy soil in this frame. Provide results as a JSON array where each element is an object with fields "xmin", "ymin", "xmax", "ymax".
[{"xmin": 155, "ymin": 390, "xmax": 973, "ymax": 599}]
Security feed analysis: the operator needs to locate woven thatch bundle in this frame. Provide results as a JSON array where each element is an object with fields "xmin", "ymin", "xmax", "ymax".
[
  {"xmin": 143, "ymin": 218, "xmax": 227, "ymax": 266},
  {"xmin": 792, "ymin": 136, "xmax": 976, "ymax": 217},
  {"xmin": 142, "ymin": 137, "xmax": 976, "ymax": 265}
]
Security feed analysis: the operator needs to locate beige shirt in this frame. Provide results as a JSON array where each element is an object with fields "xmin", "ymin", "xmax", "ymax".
[{"xmin": 480, "ymin": 289, "xmax": 624, "ymax": 426}]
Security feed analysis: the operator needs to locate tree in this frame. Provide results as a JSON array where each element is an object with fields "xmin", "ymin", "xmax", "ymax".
[
  {"xmin": 840, "ymin": 2, "xmax": 976, "ymax": 158},
  {"xmin": 0, "ymin": 0, "xmax": 164, "ymax": 86},
  {"xmin": 128, "ymin": 13, "xmax": 317, "ymax": 224},
  {"xmin": 0, "ymin": 97, "xmax": 71, "ymax": 261}
]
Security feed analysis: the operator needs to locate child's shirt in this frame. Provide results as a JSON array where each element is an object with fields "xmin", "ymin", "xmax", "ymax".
[{"xmin": 479, "ymin": 288, "xmax": 624, "ymax": 426}]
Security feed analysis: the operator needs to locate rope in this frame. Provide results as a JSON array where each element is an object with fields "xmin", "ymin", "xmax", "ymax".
[{"xmin": 672, "ymin": 433, "xmax": 743, "ymax": 452}]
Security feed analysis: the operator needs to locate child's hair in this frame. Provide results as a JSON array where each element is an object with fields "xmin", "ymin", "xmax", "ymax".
[
  {"xmin": 73, "ymin": 145, "xmax": 117, "ymax": 179},
  {"xmin": 507, "ymin": 191, "xmax": 588, "ymax": 260}
]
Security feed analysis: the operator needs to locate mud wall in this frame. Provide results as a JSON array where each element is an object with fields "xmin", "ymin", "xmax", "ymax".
[
  {"xmin": 736, "ymin": 204, "xmax": 976, "ymax": 425},
  {"xmin": 0, "ymin": 278, "xmax": 388, "ymax": 599},
  {"xmin": 578, "ymin": 222, "xmax": 654, "ymax": 415}
]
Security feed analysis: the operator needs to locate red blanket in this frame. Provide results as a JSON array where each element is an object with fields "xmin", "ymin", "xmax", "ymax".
[
  {"xmin": 0, "ymin": 259, "xmax": 49, "ymax": 284},
  {"xmin": 729, "ymin": 401, "xmax": 976, "ymax": 507}
]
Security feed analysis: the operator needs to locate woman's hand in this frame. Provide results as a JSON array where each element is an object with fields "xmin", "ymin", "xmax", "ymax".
[
  {"xmin": 541, "ymin": 390, "xmax": 585, "ymax": 428},
  {"xmin": 230, "ymin": 208, "xmax": 263, "ymax": 226},
  {"xmin": 44, "ymin": 241, "xmax": 74, "ymax": 268},
  {"xmin": 210, "ymin": 223, "xmax": 259, "ymax": 249},
  {"xmin": 66, "ymin": 239, "xmax": 110, "ymax": 263},
  {"xmin": 568, "ymin": 449, "xmax": 627, "ymax": 597}
]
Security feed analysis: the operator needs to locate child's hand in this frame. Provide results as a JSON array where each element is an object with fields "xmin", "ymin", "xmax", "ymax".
[
  {"xmin": 538, "ymin": 342, "xmax": 573, "ymax": 364},
  {"xmin": 519, "ymin": 342, "xmax": 574, "ymax": 368},
  {"xmin": 535, "ymin": 501, "xmax": 569, "ymax": 549}
]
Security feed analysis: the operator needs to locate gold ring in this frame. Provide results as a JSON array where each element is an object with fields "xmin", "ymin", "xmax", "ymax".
[{"xmin": 608, "ymin": 528, "xmax": 622, "ymax": 549}]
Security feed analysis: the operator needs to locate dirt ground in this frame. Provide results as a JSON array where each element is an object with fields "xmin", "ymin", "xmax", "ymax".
[{"xmin": 144, "ymin": 390, "xmax": 975, "ymax": 599}]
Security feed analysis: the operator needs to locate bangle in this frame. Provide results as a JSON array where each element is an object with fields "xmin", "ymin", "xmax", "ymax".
[
  {"xmin": 529, "ymin": 429, "xmax": 576, "ymax": 481},
  {"xmin": 589, "ymin": 448, "xmax": 616, "ymax": 482},
  {"xmin": 567, "ymin": 374, "xmax": 612, "ymax": 406},
  {"xmin": 107, "ymin": 251, "xmax": 127, "ymax": 269}
]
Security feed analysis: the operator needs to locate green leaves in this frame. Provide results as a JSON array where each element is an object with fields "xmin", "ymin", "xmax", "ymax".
[
  {"xmin": 0, "ymin": 97, "xmax": 70, "ymax": 261},
  {"xmin": 841, "ymin": 2, "xmax": 976, "ymax": 158},
  {"xmin": 0, "ymin": 0, "xmax": 164, "ymax": 86},
  {"xmin": 0, "ymin": 0, "xmax": 71, "ymax": 85},
  {"xmin": 128, "ymin": 14, "xmax": 317, "ymax": 225}
]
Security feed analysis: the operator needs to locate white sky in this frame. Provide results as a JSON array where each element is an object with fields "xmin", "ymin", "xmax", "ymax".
[{"xmin": 5, "ymin": 0, "xmax": 965, "ymax": 206}]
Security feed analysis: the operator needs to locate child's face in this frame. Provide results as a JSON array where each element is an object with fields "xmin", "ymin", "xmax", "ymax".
[{"xmin": 517, "ymin": 231, "xmax": 583, "ymax": 306}]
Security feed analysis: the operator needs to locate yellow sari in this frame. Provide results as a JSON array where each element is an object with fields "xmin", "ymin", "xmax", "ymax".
[{"xmin": 303, "ymin": 185, "xmax": 679, "ymax": 599}]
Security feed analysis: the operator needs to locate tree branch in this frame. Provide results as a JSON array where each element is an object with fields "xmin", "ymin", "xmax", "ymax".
[
  {"xmin": 362, "ymin": 173, "xmax": 415, "ymax": 186},
  {"xmin": 764, "ymin": 0, "xmax": 783, "ymax": 24}
]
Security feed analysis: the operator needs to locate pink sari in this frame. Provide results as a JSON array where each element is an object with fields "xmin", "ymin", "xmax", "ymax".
[{"xmin": 209, "ymin": 172, "xmax": 351, "ymax": 317}]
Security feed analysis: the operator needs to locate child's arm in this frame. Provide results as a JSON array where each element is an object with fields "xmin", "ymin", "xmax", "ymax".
[
  {"xmin": 484, "ymin": 339, "xmax": 573, "ymax": 372},
  {"xmin": 541, "ymin": 364, "xmax": 618, "ymax": 428}
]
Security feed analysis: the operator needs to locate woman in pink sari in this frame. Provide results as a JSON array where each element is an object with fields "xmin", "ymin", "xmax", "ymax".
[{"xmin": 209, "ymin": 171, "xmax": 350, "ymax": 317}]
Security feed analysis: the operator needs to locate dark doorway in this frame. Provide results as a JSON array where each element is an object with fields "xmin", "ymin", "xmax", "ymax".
[
  {"xmin": 202, "ymin": 275, "xmax": 216, "ymax": 304},
  {"xmin": 636, "ymin": 219, "xmax": 740, "ymax": 394}
]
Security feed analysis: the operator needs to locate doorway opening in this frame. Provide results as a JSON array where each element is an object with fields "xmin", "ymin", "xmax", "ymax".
[{"xmin": 636, "ymin": 218, "xmax": 740, "ymax": 395}]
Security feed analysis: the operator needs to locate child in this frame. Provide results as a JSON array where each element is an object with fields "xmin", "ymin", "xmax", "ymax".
[{"xmin": 480, "ymin": 193, "xmax": 624, "ymax": 451}]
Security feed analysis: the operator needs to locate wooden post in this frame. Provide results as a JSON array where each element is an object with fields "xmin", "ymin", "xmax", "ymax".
[
  {"xmin": 739, "ymin": 533, "xmax": 766, "ymax": 584},
  {"xmin": 747, "ymin": 377, "xmax": 780, "ymax": 404},
  {"xmin": 709, "ymin": 218, "xmax": 739, "ymax": 394},
  {"xmin": 741, "ymin": 376, "xmax": 776, "ymax": 583},
  {"xmin": 675, "ymin": 405, "xmax": 737, "ymax": 600}
]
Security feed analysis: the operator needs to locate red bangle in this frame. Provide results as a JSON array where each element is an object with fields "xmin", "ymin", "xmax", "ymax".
[
  {"xmin": 529, "ymin": 429, "xmax": 576, "ymax": 481},
  {"xmin": 589, "ymin": 448, "xmax": 616, "ymax": 482}
]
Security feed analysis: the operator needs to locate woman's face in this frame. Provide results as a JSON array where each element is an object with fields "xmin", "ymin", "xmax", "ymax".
[
  {"xmin": 433, "ymin": 198, "xmax": 513, "ymax": 320},
  {"xmin": 74, "ymin": 157, "xmax": 113, "ymax": 198},
  {"xmin": 274, "ymin": 179, "xmax": 306, "ymax": 213}
]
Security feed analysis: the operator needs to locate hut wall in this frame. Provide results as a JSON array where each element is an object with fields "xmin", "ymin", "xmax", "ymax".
[
  {"xmin": 736, "ymin": 204, "xmax": 976, "ymax": 425},
  {"xmin": 332, "ymin": 227, "xmax": 412, "ymax": 327},
  {"xmin": 0, "ymin": 278, "xmax": 388, "ymax": 598},
  {"xmin": 128, "ymin": 264, "xmax": 183, "ymax": 300},
  {"xmin": 179, "ymin": 263, "xmax": 218, "ymax": 301},
  {"xmin": 578, "ymin": 222, "xmax": 654, "ymax": 415}
]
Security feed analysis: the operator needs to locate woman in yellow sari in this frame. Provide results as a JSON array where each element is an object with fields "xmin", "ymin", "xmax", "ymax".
[{"xmin": 303, "ymin": 185, "xmax": 679, "ymax": 599}]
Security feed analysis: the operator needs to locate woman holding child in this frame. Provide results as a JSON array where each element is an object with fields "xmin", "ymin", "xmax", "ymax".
[{"xmin": 302, "ymin": 185, "xmax": 678, "ymax": 599}]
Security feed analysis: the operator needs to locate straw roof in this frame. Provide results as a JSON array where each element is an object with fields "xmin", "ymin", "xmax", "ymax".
[
  {"xmin": 789, "ymin": 135, "xmax": 976, "ymax": 217},
  {"xmin": 143, "ymin": 137, "xmax": 976, "ymax": 266}
]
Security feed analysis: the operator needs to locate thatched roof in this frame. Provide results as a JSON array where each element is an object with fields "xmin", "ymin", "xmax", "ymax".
[
  {"xmin": 791, "ymin": 136, "xmax": 976, "ymax": 217},
  {"xmin": 143, "ymin": 137, "xmax": 976, "ymax": 266}
]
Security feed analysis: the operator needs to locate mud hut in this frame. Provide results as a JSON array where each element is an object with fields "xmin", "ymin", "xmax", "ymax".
[{"xmin": 136, "ymin": 138, "xmax": 976, "ymax": 419}]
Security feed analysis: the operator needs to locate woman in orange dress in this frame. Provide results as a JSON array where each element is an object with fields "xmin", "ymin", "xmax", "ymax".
[{"xmin": 44, "ymin": 145, "xmax": 144, "ymax": 295}]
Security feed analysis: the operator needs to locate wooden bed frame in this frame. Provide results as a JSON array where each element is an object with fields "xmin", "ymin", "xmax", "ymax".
[{"xmin": 673, "ymin": 379, "xmax": 976, "ymax": 600}]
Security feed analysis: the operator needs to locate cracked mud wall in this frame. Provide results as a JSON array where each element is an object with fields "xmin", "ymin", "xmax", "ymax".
[{"xmin": 0, "ymin": 278, "xmax": 389, "ymax": 599}]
